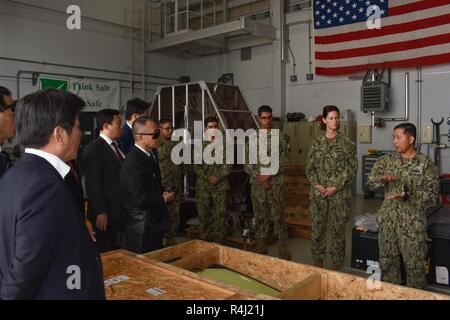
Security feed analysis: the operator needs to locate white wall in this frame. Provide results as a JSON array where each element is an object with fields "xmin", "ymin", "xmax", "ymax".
[
  {"xmin": 0, "ymin": 0, "xmax": 185, "ymax": 105},
  {"xmin": 186, "ymin": 45, "xmax": 276, "ymax": 116},
  {"xmin": 185, "ymin": 20, "xmax": 450, "ymax": 195},
  {"xmin": 0, "ymin": 0, "xmax": 185, "ymax": 152}
]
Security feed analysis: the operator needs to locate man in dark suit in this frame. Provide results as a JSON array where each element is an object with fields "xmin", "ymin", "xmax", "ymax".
[
  {"xmin": 0, "ymin": 86, "xmax": 15, "ymax": 179},
  {"xmin": 0, "ymin": 89, "xmax": 104, "ymax": 299},
  {"xmin": 65, "ymin": 160, "xmax": 87, "ymax": 216},
  {"xmin": 119, "ymin": 117, "xmax": 174, "ymax": 253},
  {"xmin": 117, "ymin": 98, "xmax": 150, "ymax": 154},
  {"xmin": 83, "ymin": 109, "xmax": 124, "ymax": 253}
]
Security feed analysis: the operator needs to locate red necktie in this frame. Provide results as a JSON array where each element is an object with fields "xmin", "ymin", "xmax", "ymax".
[{"xmin": 111, "ymin": 142, "xmax": 124, "ymax": 162}]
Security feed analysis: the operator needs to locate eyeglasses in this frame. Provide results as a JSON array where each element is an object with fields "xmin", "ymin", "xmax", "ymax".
[
  {"xmin": 0, "ymin": 104, "xmax": 14, "ymax": 113},
  {"xmin": 135, "ymin": 129, "xmax": 160, "ymax": 139}
]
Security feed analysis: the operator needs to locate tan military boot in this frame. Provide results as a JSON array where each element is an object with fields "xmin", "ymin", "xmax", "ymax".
[
  {"xmin": 314, "ymin": 259, "xmax": 324, "ymax": 268},
  {"xmin": 277, "ymin": 240, "xmax": 291, "ymax": 261},
  {"xmin": 253, "ymin": 238, "xmax": 269, "ymax": 254}
]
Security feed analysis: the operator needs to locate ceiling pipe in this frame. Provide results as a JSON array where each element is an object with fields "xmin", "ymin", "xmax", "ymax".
[{"xmin": 0, "ymin": 57, "xmax": 178, "ymax": 81}]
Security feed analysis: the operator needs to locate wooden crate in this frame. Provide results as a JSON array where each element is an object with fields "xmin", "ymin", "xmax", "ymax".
[
  {"xmin": 285, "ymin": 205, "xmax": 309, "ymax": 217},
  {"xmin": 186, "ymin": 227, "xmax": 259, "ymax": 251},
  {"xmin": 284, "ymin": 166, "xmax": 312, "ymax": 237},
  {"xmin": 285, "ymin": 207, "xmax": 311, "ymax": 229},
  {"xmin": 288, "ymin": 224, "xmax": 312, "ymax": 239},
  {"xmin": 285, "ymin": 185, "xmax": 310, "ymax": 197},
  {"xmin": 144, "ymin": 241, "xmax": 322, "ymax": 300},
  {"xmin": 101, "ymin": 241, "xmax": 450, "ymax": 300},
  {"xmin": 284, "ymin": 165, "xmax": 307, "ymax": 177},
  {"xmin": 285, "ymin": 195, "xmax": 309, "ymax": 208},
  {"xmin": 286, "ymin": 214, "xmax": 311, "ymax": 227},
  {"xmin": 102, "ymin": 250, "xmax": 242, "ymax": 300}
]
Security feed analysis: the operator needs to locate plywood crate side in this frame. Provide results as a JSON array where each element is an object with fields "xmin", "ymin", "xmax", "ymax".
[
  {"xmin": 102, "ymin": 251, "xmax": 237, "ymax": 300},
  {"xmin": 304, "ymin": 265, "xmax": 450, "ymax": 300},
  {"xmin": 172, "ymin": 247, "xmax": 221, "ymax": 271},
  {"xmin": 102, "ymin": 249, "xmax": 135, "ymax": 258},
  {"xmin": 218, "ymin": 245, "xmax": 319, "ymax": 293},
  {"xmin": 145, "ymin": 240, "xmax": 216, "ymax": 263},
  {"xmin": 278, "ymin": 273, "xmax": 322, "ymax": 300},
  {"xmin": 225, "ymin": 293, "xmax": 259, "ymax": 300}
]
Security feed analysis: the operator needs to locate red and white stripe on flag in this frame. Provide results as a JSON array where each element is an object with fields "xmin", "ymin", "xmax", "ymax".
[{"xmin": 313, "ymin": 0, "xmax": 450, "ymax": 76}]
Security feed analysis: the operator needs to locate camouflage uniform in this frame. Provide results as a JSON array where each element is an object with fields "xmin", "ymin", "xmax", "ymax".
[
  {"xmin": 159, "ymin": 139, "xmax": 185, "ymax": 242},
  {"xmin": 305, "ymin": 133, "xmax": 357, "ymax": 267},
  {"xmin": 244, "ymin": 130, "xmax": 290, "ymax": 241},
  {"xmin": 367, "ymin": 151, "xmax": 438, "ymax": 289},
  {"xmin": 194, "ymin": 141, "xmax": 232, "ymax": 242}
]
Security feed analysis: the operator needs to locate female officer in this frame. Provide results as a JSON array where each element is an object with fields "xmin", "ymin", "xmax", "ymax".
[{"xmin": 306, "ymin": 105, "xmax": 357, "ymax": 270}]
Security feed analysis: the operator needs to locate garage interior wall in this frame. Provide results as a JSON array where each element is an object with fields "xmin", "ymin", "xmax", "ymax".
[
  {"xmin": 0, "ymin": 0, "xmax": 185, "ymax": 106},
  {"xmin": 185, "ymin": 14, "xmax": 450, "ymax": 196}
]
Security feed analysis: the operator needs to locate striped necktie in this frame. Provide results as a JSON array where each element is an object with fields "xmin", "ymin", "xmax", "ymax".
[{"xmin": 111, "ymin": 141, "xmax": 125, "ymax": 162}]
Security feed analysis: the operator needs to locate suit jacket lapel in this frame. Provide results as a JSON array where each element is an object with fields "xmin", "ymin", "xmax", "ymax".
[
  {"xmin": 97, "ymin": 137, "xmax": 121, "ymax": 164},
  {"xmin": 21, "ymin": 154, "xmax": 65, "ymax": 181},
  {"xmin": 132, "ymin": 146, "xmax": 160, "ymax": 182}
]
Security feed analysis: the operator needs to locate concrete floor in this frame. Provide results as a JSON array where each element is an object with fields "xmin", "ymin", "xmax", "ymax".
[{"xmin": 265, "ymin": 195, "xmax": 382, "ymax": 271}]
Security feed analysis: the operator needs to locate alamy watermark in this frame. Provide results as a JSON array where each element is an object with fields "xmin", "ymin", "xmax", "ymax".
[
  {"xmin": 366, "ymin": 5, "xmax": 382, "ymax": 30},
  {"xmin": 170, "ymin": 121, "xmax": 280, "ymax": 176},
  {"xmin": 66, "ymin": 265, "xmax": 81, "ymax": 290},
  {"xmin": 68, "ymin": 3, "xmax": 383, "ymax": 31},
  {"xmin": 366, "ymin": 265, "xmax": 382, "ymax": 290},
  {"xmin": 66, "ymin": 5, "xmax": 81, "ymax": 30}
]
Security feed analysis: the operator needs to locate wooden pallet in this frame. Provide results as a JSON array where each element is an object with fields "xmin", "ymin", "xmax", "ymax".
[
  {"xmin": 284, "ymin": 165, "xmax": 312, "ymax": 239},
  {"xmin": 287, "ymin": 223, "xmax": 312, "ymax": 240}
]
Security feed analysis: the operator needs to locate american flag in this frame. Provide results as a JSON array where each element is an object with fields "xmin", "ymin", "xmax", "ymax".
[{"xmin": 313, "ymin": 0, "xmax": 450, "ymax": 75}]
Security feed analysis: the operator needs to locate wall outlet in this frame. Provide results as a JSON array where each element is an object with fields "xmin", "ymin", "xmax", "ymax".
[
  {"xmin": 358, "ymin": 125, "xmax": 372, "ymax": 143},
  {"xmin": 421, "ymin": 124, "xmax": 433, "ymax": 144}
]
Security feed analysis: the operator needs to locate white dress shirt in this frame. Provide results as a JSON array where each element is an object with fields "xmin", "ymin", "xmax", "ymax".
[
  {"xmin": 25, "ymin": 148, "xmax": 71, "ymax": 179},
  {"xmin": 134, "ymin": 143, "xmax": 151, "ymax": 157}
]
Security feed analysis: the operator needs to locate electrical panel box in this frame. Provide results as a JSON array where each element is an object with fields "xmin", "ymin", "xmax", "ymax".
[
  {"xmin": 361, "ymin": 83, "xmax": 388, "ymax": 112},
  {"xmin": 358, "ymin": 126, "xmax": 372, "ymax": 143},
  {"xmin": 422, "ymin": 124, "xmax": 433, "ymax": 144}
]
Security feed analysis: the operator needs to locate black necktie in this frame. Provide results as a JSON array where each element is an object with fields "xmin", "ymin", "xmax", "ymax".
[
  {"xmin": 67, "ymin": 161, "xmax": 81, "ymax": 186},
  {"xmin": 151, "ymin": 150, "xmax": 160, "ymax": 169}
]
